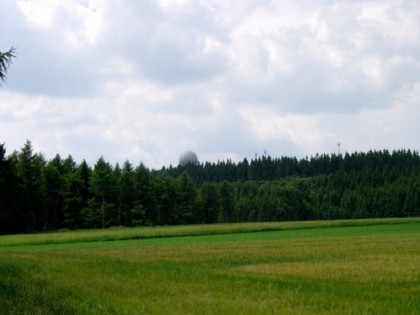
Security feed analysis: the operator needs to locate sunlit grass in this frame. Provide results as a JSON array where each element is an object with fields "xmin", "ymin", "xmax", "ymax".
[
  {"xmin": 0, "ymin": 217, "xmax": 418, "ymax": 247},
  {"xmin": 0, "ymin": 219, "xmax": 419, "ymax": 314}
]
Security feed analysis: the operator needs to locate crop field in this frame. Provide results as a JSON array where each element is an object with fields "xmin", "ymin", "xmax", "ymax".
[{"xmin": 0, "ymin": 218, "xmax": 419, "ymax": 314}]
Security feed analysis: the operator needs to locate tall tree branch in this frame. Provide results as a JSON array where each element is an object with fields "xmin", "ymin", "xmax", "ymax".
[{"xmin": 0, "ymin": 47, "xmax": 17, "ymax": 84}]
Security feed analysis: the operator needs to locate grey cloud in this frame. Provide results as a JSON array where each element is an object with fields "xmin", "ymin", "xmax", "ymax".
[
  {"xmin": 98, "ymin": 1, "xmax": 230, "ymax": 85},
  {"xmin": 1, "ymin": 0, "xmax": 419, "ymax": 168},
  {"xmin": 222, "ymin": 4, "xmax": 420, "ymax": 115},
  {"xmin": 0, "ymin": 2, "xmax": 102, "ymax": 97}
]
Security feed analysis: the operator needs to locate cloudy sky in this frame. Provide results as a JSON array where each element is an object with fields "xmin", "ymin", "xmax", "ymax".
[{"xmin": 1, "ymin": 0, "xmax": 419, "ymax": 168}]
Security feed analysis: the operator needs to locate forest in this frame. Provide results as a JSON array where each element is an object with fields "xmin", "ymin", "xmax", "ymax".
[{"xmin": 0, "ymin": 140, "xmax": 419, "ymax": 234}]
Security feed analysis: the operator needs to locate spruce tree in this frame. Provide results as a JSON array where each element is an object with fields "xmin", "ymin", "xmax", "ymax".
[{"xmin": 90, "ymin": 157, "xmax": 114, "ymax": 228}]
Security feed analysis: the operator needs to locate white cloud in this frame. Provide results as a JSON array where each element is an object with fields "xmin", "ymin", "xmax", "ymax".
[{"xmin": 0, "ymin": 0, "xmax": 419, "ymax": 168}]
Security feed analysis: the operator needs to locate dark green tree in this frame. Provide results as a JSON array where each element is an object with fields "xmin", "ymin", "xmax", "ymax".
[
  {"xmin": 134, "ymin": 163, "xmax": 155, "ymax": 225},
  {"xmin": 218, "ymin": 181, "xmax": 234, "ymax": 222},
  {"xmin": 153, "ymin": 176, "xmax": 177, "ymax": 225},
  {"xmin": 176, "ymin": 172, "xmax": 199, "ymax": 224},
  {"xmin": 63, "ymin": 171, "xmax": 84, "ymax": 229},
  {"xmin": 90, "ymin": 157, "xmax": 114, "ymax": 228},
  {"xmin": 44, "ymin": 160, "xmax": 65, "ymax": 229},
  {"xmin": 119, "ymin": 160, "xmax": 136, "ymax": 226},
  {"xmin": 199, "ymin": 182, "xmax": 220, "ymax": 223},
  {"xmin": 63, "ymin": 161, "xmax": 92, "ymax": 229},
  {"xmin": 0, "ymin": 144, "xmax": 20, "ymax": 233},
  {"xmin": 15, "ymin": 141, "xmax": 46, "ymax": 231}
]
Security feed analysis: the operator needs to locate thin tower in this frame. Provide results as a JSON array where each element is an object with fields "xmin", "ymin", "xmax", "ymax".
[{"xmin": 337, "ymin": 140, "xmax": 341, "ymax": 155}]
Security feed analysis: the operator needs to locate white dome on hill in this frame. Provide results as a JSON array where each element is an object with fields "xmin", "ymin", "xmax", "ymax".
[{"xmin": 179, "ymin": 151, "xmax": 199, "ymax": 166}]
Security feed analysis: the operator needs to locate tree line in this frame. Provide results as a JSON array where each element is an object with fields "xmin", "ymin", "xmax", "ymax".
[{"xmin": 1, "ymin": 140, "xmax": 419, "ymax": 234}]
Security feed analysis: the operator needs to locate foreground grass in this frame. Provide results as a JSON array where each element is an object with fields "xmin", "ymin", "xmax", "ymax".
[{"xmin": 0, "ymin": 219, "xmax": 419, "ymax": 314}]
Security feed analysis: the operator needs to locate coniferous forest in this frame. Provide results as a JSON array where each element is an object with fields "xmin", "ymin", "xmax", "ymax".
[{"xmin": 0, "ymin": 140, "xmax": 419, "ymax": 234}]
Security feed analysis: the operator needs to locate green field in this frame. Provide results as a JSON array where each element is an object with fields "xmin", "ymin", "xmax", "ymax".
[{"xmin": 1, "ymin": 218, "xmax": 419, "ymax": 314}]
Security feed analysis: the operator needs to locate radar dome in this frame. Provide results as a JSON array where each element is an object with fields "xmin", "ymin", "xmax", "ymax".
[{"xmin": 179, "ymin": 150, "xmax": 199, "ymax": 166}]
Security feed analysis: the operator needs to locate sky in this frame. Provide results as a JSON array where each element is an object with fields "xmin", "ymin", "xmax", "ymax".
[{"xmin": 1, "ymin": 0, "xmax": 419, "ymax": 169}]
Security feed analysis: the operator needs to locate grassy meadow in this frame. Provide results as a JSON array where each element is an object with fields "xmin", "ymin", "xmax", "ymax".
[{"xmin": 0, "ymin": 218, "xmax": 419, "ymax": 314}]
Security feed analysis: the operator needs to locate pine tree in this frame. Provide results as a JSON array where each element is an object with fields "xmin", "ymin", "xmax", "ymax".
[
  {"xmin": 176, "ymin": 172, "xmax": 199, "ymax": 224},
  {"xmin": 0, "ymin": 144, "xmax": 20, "ymax": 233},
  {"xmin": 15, "ymin": 141, "xmax": 47, "ymax": 231},
  {"xmin": 199, "ymin": 182, "xmax": 220, "ymax": 223},
  {"xmin": 119, "ymin": 161, "xmax": 136, "ymax": 226},
  {"xmin": 153, "ymin": 176, "xmax": 177, "ymax": 225},
  {"xmin": 218, "ymin": 181, "xmax": 234, "ymax": 222},
  {"xmin": 90, "ymin": 157, "xmax": 114, "ymax": 228},
  {"xmin": 63, "ymin": 161, "xmax": 92, "ymax": 229},
  {"xmin": 134, "ymin": 163, "xmax": 154, "ymax": 225},
  {"xmin": 44, "ymin": 161, "xmax": 65, "ymax": 229},
  {"xmin": 0, "ymin": 47, "xmax": 16, "ymax": 84}
]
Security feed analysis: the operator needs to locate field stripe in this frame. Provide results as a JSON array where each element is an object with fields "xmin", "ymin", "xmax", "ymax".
[{"xmin": 2, "ymin": 222, "xmax": 418, "ymax": 251}]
